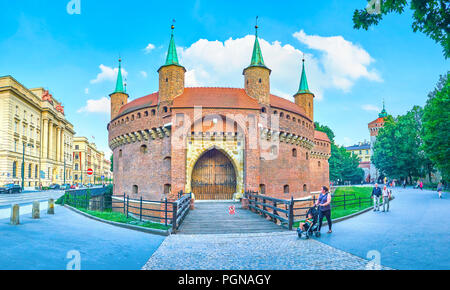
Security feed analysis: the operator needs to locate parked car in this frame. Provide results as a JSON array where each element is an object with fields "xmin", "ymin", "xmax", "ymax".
[
  {"xmin": 0, "ymin": 184, "xmax": 22, "ymax": 194},
  {"xmin": 60, "ymin": 184, "xmax": 71, "ymax": 190},
  {"xmin": 70, "ymin": 184, "xmax": 76, "ymax": 189},
  {"xmin": 48, "ymin": 184, "xmax": 61, "ymax": 190}
]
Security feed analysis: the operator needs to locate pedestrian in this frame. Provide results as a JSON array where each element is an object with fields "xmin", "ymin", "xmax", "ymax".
[
  {"xmin": 382, "ymin": 185, "xmax": 391, "ymax": 212},
  {"xmin": 315, "ymin": 186, "xmax": 332, "ymax": 234},
  {"xmin": 437, "ymin": 182, "xmax": 443, "ymax": 199},
  {"xmin": 403, "ymin": 180, "xmax": 406, "ymax": 189},
  {"xmin": 419, "ymin": 181, "xmax": 423, "ymax": 190},
  {"xmin": 371, "ymin": 183, "xmax": 382, "ymax": 211}
]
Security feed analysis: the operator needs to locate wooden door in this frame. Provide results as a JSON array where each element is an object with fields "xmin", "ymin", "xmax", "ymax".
[{"xmin": 191, "ymin": 149, "xmax": 237, "ymax": 200}]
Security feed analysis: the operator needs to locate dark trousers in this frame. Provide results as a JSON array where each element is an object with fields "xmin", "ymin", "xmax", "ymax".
[{"xmin": 318, "ymin": 209, "xmax": 332, "ymax": 231}]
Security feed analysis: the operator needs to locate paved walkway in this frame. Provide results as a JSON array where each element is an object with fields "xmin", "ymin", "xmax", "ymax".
[
  {"xmin": 0, "ymin": 190, "xmax": 64, "ymax": 208},
  {"xmin": 179, "ymin": 202, "xmax": 286, "ymax": 234},
  {"xmin": 318, "ymin": 187, "xmax": 450, "ymax": 270},
  {"xmin": 0, "ymin": 206, "xmax": 165, "ymax": 270},
  {"xmin": 143, "ymin": 231, "xmax": 389, "ymax": 270}
]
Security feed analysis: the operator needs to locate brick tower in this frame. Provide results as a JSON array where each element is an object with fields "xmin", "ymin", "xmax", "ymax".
[
  {"xmin": 243, "ymin": 25, "xmax": 271, "ymax": 105},
  {"xmin": 158, "ymin": 25, "xmax": 186, "ymax": 105},
  {"xmin": 110, "ymin": 58, "xmax": 128, "ymax": 120},
  {"xmin": 294, "ymin": 59, "xmax": 314, "ymax": 121}
]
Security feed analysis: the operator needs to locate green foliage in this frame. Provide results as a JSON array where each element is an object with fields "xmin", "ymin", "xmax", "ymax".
[
  {"xmin": 353, "ymin": 0, "xmax": 450, "ymax": 58},
  {"xmin": 372, "ymin": 106, "xmax": 434, "ymax": 182},
  {"xmin": 315, "ymin": 122, "xmax": 365, "ymax": 184},
  {"xmin": 110, "ymin": 154, "xmax": 114, "ymax": 172},
  {"xmin": 422, "ymin": 72, "xmax": 450, "ymax": 182}
]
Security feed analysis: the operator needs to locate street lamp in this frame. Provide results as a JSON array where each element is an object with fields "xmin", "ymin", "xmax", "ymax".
[{"xmin": 22, "ymin": 142, "xmax": 34, "ymax": 191}]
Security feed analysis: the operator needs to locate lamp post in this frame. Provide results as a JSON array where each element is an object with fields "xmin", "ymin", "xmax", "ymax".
[
  {"xmin": 22, "ymin": 142, "xmax": 34, "ymax": 191},
  {"xmin": 63, "ymin": 156, "xmax": 66, "ymax": 185}
]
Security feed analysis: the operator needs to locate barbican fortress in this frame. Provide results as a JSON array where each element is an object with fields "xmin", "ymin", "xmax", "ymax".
[{"xmin": 108, "ymin": 25, "xmax": 331, "ymax": 201}]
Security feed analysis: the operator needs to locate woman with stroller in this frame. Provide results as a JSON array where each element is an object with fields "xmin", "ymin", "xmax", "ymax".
[{"xmin": 315, "ymin": 186, "xmax": 332, "ymax": 234}]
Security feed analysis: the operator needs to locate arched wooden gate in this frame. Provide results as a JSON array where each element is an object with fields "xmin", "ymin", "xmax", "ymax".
[{"xmin": 191, "ymin": 149, "xmax": 237, "ymax": 200}]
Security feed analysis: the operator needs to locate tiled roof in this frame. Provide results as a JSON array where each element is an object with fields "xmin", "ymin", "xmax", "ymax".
[
  {"xmin": 117, "ymin": 92, "xmax": 159, "ymax": 115},
  {"xmin": 172, "ymin": 87, "xmax": 261, "ymax": 109},
  {"xmin": 368, "ymin": 117, "xmax": 385, "ymax": 125},
  {"xmin": 270, "ymin": 94, "xmax": 308, "ymax": 118},
  {"xmin": 314, "ymin": 131, "xmax": 330, "ymax": 142}
]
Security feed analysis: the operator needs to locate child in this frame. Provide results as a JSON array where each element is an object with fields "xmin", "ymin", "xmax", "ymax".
[
  {"xmin": 298, "ymin": 212, "xmax": 314, "ymax": 234},
  {"xmin": 437, "ymin": 182, "xmax": 443, "ymax": 199}
]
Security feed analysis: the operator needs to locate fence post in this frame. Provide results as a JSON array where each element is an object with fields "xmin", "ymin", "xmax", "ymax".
[
  {"xmin": 123, "ymin": 193, "xmax": 126, "ymax": 215},
  {"xmin": 126, "ymin": 195, "xmax": 129, "ymax": 218},
  {"xmin": 172, "ymin": 202, "xmax": 178, "ymax": 233},
  {"xmin": 273, "ymin": 201, "xmax": 278, "ymax": 223},
  {"xmin": 85, "ymin": 192, "xmax": 89, "ymax": 210},
  {"xmin": 358, "ymin": 196, "xmax": 361, "ymax": 208},
  {"xmin": 140, "ymin": 196, "xmax": 143, "ymax": 222},
  {"xmin": 164, "ymin": 198, "xmax": 168, "ymax": 226},
  {"xmin": 288, "ymin": 197, "xmax": 294, "ymax": 231},
  {"xmin": 343, "ymin": 193, "xmax": 346, "ymax": 210}
]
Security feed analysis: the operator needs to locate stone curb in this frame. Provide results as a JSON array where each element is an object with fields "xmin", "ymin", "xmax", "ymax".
[{"xmin": 64, "ymin": 205, "xmax": 171, "ymax": 236}]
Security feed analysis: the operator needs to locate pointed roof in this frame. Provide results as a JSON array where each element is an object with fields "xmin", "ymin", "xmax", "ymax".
[
  {"xmin": 247, "ymin": 25, "xmax": 268, "ymax": 69},
  {"xmin": 165, "ymin": 25, "xmax": 180, "ymax": 65},
  {"xmin": 296, "ymin": 58, "xmax": 312, "ymax": 95},
  {"xmin": 114, "ymin": 58, "xmax": 125, "ymax": 94},
  {"xmin": 378, "ymin": 100, "xmax": 388, "ymax": 118}
]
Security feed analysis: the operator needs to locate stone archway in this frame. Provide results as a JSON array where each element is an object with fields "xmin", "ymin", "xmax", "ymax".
[{"xmin": 191, "ymin": 149, "xmax": 237, "ymax": 200}]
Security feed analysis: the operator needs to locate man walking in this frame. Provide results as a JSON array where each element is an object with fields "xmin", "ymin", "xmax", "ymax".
[
  {"xmin": 371, "ymin": 183, "xmax": 382, "ymax": 211},
  {"xmin": 382, "ymin": 185, "xmax": 391, "ymax": 212}
]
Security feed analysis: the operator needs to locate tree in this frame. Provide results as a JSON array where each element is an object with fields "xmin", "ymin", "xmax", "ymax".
[
  {"xmin": 315, "ymin": 122, "xmax": 364, "ymax": 184},
  {"xmin": 353, "ymin": 0, "xmax": 450, "ymax": 58},
  {"xmin": 372, "ymin": 106, "xmax": 433, "ymax": 183},
  {"xmin": 422, "ymin": 72, "xmax": 450, "ymax": 182},
  {"xmin": 110, "ymin": 154, "xmax": 114, "ymax": 172}
]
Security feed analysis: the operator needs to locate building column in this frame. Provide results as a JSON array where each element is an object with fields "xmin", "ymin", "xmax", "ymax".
[
  {"xmin": 42, "ymin": 119, "xmax": 49, "ymax": 159},
  {"xmin": 48, "ymin": 121, "xmax": 53, "ymax": 161},
  {"xmin": 60, "ymin": 130, "xmax": 64, "ymax": 162},
  {"xmin": 56, "ymin": 127, "xmax": 61, "ymax": 163}
]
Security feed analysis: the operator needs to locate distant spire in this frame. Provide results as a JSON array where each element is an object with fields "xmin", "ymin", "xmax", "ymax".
[
  {"xmin": 248, "ymin": 17, "xmax": 267, "ymax": 68},
  {"xmin": 379, "ymin": 99, "xmax": 388, "ymax": 118},
  {"xmin": 296, "ymin": 58, "xmax": 311, "ymax": 94},
  {"xmin": 114, "ymin": 58, "xmax": 125, "ymax": 93},
  {"xmin": 165, "ymin": 23, "xmax": 180, "ymax": 66}
]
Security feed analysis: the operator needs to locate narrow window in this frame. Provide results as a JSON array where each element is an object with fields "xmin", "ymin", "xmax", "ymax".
[
  {"xmin": 164, "ymin": 184, "xmax": 171, "ymax": 195},
  {"xmin": 318, "ymin": 161, "xmax": 321, "ymax": 167},
  {"xmin": 140, "ymin": 145, "xmax": 148, "ymax": 154},
  {"xmin": 292, "ymin": 148, "xmax": 297, "ymax": 157},
  {"xmin": 119, "ymin": 150, "xmax": 123, "ymax": 158},
  {"xmin": 284, "ymin": 185, "xmax": 289, "ymax": 194},
  {"xmin": 12, "ymin": 161, "xmax": 17, "ymax": 178},
  {"xmin": 303, "ymin": 184, "xmax": 307, "ymax": 192},
  {"xmin": 132, "ymin": 185, "xmax": 139, "ymax": 194},
  {"xmin": 259, "ymin": 184, "xmax": 266, "ymax": 195},
  {"xmin": 306, "ymin": 152, "xmax": 309, "ymax": 160}
]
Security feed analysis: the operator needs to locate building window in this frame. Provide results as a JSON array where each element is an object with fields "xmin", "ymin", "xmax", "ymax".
[
  {"xmin": 259, "ymin": 184, "xmax": 266, "ymax": 195},
  {"xmin": 140, "ymin": 145, "xmax": 148, "ymax": 154},
  {"xmin": 306, "ymin": 153, "xmax": 309, "ymax": 160},
  {"xmin": 35, "ymin": 165, "xmax": 38, "ymax": 179},
  {"xmin": 280, "ymin": 112, "xmax": 284, "ymax": 118},
  {"xmin": 284, "ymin": 185, "xmax": 289, "ymax": 194},
  {"xmin": 270, "ymin": 145, "xmax": 277, "ymax": 156},
  {"xmin": 119, "ymin": 150, "xmax": 123, "ymax": 158},
  {"xmin": 75, "ymin": 174, "xmax": 78, "ymax": 180},
  {"xmin": 75, "ymin": 145, "xmax": 79, "ymax": 150},
  {"xmin": 75, "ymin": 164, "xmax": 79, "ymax": 170},
  {"xmin": 292, "ymin": 148, "xmax": 297, "ymax": 157},
  {"xmin": 164, "ymin": 184, "xmax": 171, "ymax": 195},
  {"xmin": 318, "ymin": 161, "xmax": 321, "ymax": 167},
  {"xmin": 144, "ymin": 111, "xmax": 148, "ymax": 117},
  {"xmin": 303, "ymin": 184, "xmax": 307, "ymax": 192},
  {"xmin": 164, "ymin": 157, "xmax": 171, "ymax": 170},
  {"xmin": 163, "ymin": 107, "xmax": 168, "ymax": 113},
  {"xmin": 151, "ymin": 109, "xmax": 156, "ymax": 116},
  {"xmin": 132, "ymin": 185, "xmax": 139, "ymax": 194},
  {"xmin": 28, "ymin": 164, "xmax": 32, "ymax": 178},
  {"xmin": 12, "ymin": 161, "xmax": 17, "ymax": 178}
]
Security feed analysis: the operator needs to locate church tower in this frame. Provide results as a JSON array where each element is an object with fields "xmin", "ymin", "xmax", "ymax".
[
  {"xmin": 294, "ymin": 58, "xmax": 314, "ymax": 121},
  {"xmin": 243, "ymin": 24, "xmax": 271, "ymax": 105},
  {"xmin": 110, "ymin": 58, "xmax": 128, "ymax": 120},
  {"xmin": 158, "ymin": 25, "xmax": 186, "ymax": 105}
]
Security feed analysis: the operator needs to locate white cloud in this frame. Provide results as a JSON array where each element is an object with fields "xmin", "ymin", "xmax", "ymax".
[
  {"xmin": 77, "ymin": 97, "xmax": 110, "ymax": 114},
  {"xmin": 178, "ymin": 31, "xmax": 380, "ymax": 101},
  {"xmin": 90, "ymin": 64, "xmax": 128, "ymax": 84},
  {"xmin": 362, "ymin": 104, "xmax": 380, "ymax": 112},
  {"xmin": 144, "ymin": 43, "xmax": 156, "ymax": 54},
  {"xmin": 140, "ymin": 71, "xmax": 148, "ymax": 78},
  {"xmin": 84, "ymin": 88, "xmax": 89, "ymax": 94},
  {"xmin": 293, "ymin": 30, "xmax": 382, "ymax": 92}
]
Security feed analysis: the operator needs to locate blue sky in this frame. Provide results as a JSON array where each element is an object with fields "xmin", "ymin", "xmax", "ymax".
[{"xmin": 1, "ymin": 0, "xmax": 448, "ymax": 156}]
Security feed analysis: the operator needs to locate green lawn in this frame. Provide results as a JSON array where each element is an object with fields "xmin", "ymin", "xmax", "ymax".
[
  {"xmin": 75, "ymin": 208, "xmax": 171, "ymax": 231},
  {"xmin": 294, "ymin": 186, "xmax": 376, "ymax": 228}
]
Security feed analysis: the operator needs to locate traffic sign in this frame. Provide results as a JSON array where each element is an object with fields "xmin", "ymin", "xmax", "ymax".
[{"xmin": 87, "ymin": 168, "xmax": 94, "ymax": 176}]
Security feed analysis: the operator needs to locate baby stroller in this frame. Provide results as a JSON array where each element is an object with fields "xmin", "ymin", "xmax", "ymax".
[{"xmin": 297, "ymin": 206, "xmax": 320, "ymax": 239}]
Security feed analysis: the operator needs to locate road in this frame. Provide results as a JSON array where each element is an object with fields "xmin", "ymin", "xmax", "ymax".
[
  {"xmin": 0, "ymin": 205, "xmax": 165, "ymax": 270},
  {"xmin": 0, "ymin": 190, "xmax": 65, "ymax": 208},
  {"xmin": 318, "ymin": 187, "xmax": 450, "ymax": 270}
]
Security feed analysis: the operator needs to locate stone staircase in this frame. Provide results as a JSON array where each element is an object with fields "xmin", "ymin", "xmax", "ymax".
[{"xmin": 177, "ymin": 201, "xmax": 287, "ymax": 235}]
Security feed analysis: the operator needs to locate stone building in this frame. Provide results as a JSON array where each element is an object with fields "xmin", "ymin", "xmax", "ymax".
[
  {"xmin": 0, "ymin": 76, "xmax": 75, "ymax": 188},
  {"xmin": 345, "ymin": 141, "xmax": 371, "ymax": 182},
  {"xmin": 367, "ymin": 102, "xmax": 389, "ymax": 183},
  {"xmin": 108, "ymin": 26, "xmax": 331, "ymax": 201},
  {"xmin": 72, "ymin": 137, "xmax": 112, "ymax": 185}
]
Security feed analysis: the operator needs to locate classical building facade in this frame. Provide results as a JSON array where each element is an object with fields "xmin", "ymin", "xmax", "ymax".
[
  {"xmin": 72, "ymin": 137, "xmax": 112, "ymax": 184},
  {"xmin": 108, "ymin": 26, "xmax": 331, "ymax": 201},
  {"xmin": 345, "ymin": 141, "xmax": 371, "ymax": 182},
  {"xmin": 0, "ymin": 76, "xmax": 75, "ymax": 187}
]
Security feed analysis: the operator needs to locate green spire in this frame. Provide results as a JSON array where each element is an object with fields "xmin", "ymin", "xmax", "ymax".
[
  {"xmin": 248, "ymin": 25, "xmax": 267, "ymax": 68},
  {"xmin": 165, "ymin": 25, "xmax": 180, "ymax": 66},
  {"xmin": 296, "ymin": 58, "xmax": 311, "ymax": 94},
  {"xmin": 379, "ymin": 100, "xmax": 388, "ymax": 118},
  {"xmin": 114, "ymin": 58, "xmax": 125, "ymax": 93}
]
